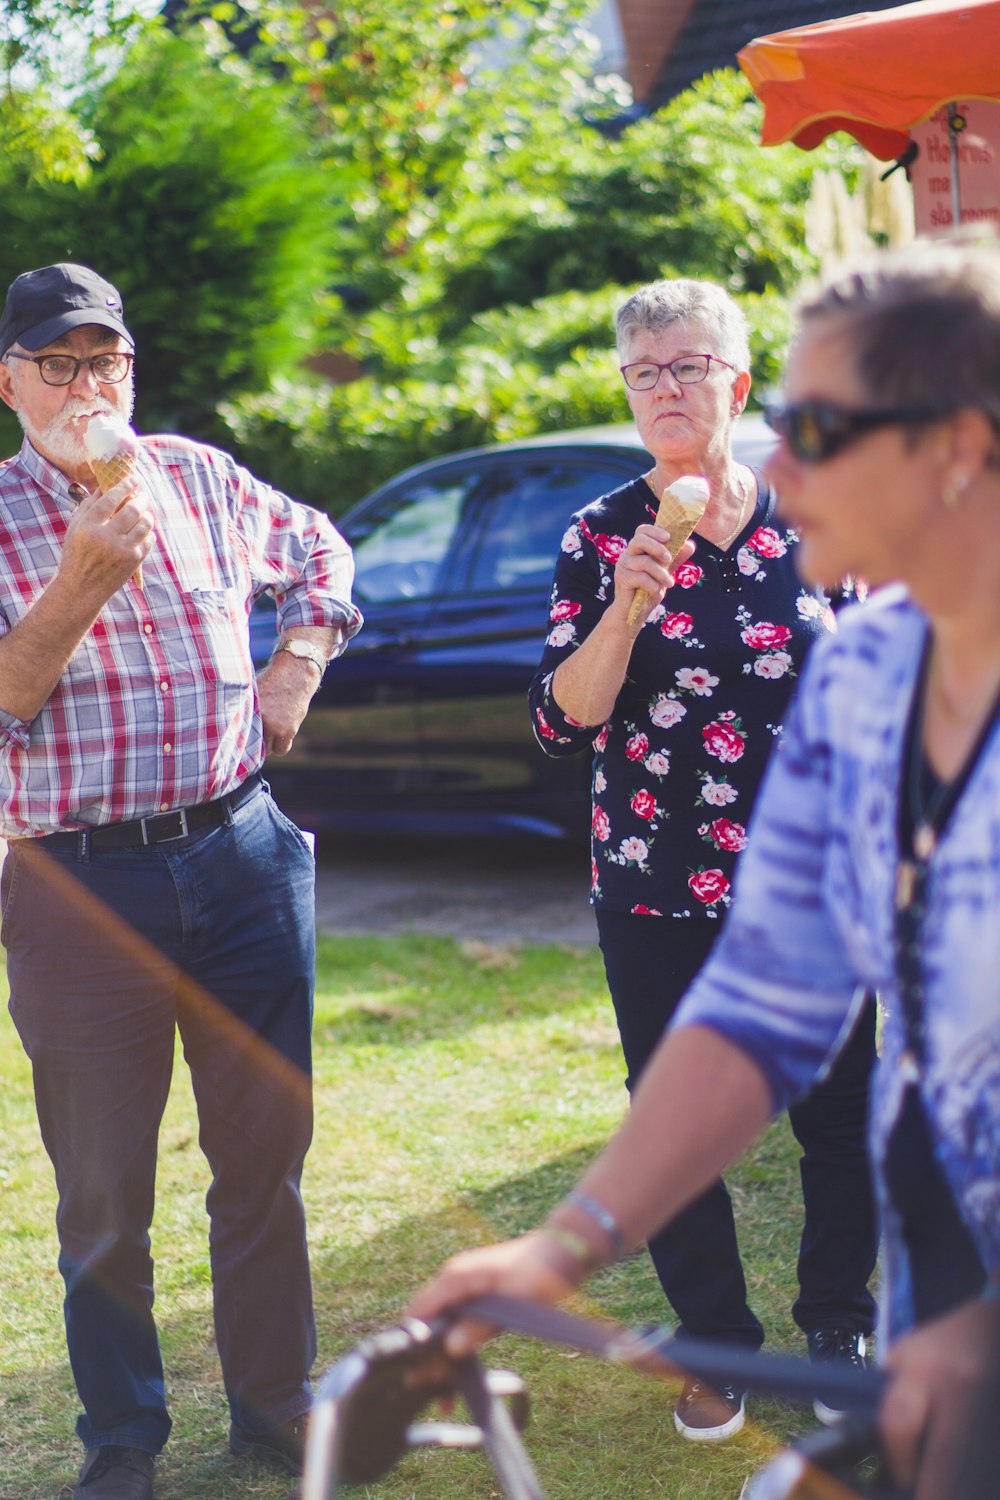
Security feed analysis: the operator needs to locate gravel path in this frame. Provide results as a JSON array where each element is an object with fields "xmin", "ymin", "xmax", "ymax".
[{"xmin": 313, "ymin": 833, "xmax": 596, "ymax": 947}]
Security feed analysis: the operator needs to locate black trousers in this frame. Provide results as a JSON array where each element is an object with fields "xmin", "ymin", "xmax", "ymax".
[{"xmin": 596, "ymin": 909, "xmax": 878, "ymax": 1349}]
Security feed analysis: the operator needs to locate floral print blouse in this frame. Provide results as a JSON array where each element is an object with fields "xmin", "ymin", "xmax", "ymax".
[{"xmin": 528, "ymin": 472, "xmax": 834, "ymax": 919}]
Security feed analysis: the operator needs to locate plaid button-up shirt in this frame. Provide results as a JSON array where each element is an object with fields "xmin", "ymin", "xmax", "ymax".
[{"xmin": 0, "ymin": 435, "xmax": 362, "ymax": 836}]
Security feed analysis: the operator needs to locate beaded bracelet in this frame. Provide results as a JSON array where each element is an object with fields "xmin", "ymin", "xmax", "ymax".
[{"xmin": 566, "ymin": 1189, "xmax": 627, "ymax": 1261}]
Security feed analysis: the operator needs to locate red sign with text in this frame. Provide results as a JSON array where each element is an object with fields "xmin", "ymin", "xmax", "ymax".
[{"xmin": 911, "ymin": 100, "xmax": 1000, "ymax": 235}]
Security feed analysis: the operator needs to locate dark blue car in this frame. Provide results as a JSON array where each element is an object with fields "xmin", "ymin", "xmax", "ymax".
[{"xmin": 253, "ymin": 419, "xmax": 777, "ymax": 842}]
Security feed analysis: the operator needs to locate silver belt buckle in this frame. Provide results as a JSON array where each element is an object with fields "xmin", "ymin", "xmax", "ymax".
[{"xmin": 140, "ymin": 807, "xmax": 190, "ymax": 845}]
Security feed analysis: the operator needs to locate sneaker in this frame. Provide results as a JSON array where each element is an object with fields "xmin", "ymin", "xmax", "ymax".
[
  {"xmin": 74, "ymin": 1445, "xmax": 155, "ymax": 1499},
  {"xmin": 674, "ymin": 1376, "xmax": 747, "ymax": 1441},
  {"xmin": 229, "ymin": 1413, "xmax": 309, "ymax": 1475},
  {"xmin": 807, "ymin": 1327, "xmax": 868, "ymax": 1425}
]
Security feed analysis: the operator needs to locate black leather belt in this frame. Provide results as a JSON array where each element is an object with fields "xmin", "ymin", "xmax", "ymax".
[{"xmin": 31, "ymin": 772, "xmax": 264, "ymax": 852}]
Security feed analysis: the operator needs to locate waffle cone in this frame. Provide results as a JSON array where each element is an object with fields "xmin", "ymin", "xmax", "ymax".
[
  {"xmin": 626, "ymin": 486, "xmax": 708, "ymax": 626},
  {"xmin": 90, "ymin": 449, "xmax": 137, "ymax": 492},
  {"xmin": 90, "ymin": 449, "xmax": 143, "ymax": 588}
]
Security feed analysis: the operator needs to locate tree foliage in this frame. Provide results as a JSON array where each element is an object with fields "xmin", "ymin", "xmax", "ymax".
[
  {"xmin": 179, "ymin": 0, "xmax": 615, "ymax": 319},
  {"xmin": 0, "ymin": 23, "xmax": 346, "ymax": 437},
  {"xmin": 0, "ymin": 2, "xmax": 146, "ymax": 90},
  {"xmin": 424, "ymin": 70, "xmax": 839, "ymax": 338},
  {"xmin": 75, "ymin": 25, "xmax": 345, "ymax": 434}
]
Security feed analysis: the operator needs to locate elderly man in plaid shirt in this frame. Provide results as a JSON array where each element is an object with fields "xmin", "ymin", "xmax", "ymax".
[{"xmin": 0, "ymin": 263, "xmax": 362, "ymax": 1500}]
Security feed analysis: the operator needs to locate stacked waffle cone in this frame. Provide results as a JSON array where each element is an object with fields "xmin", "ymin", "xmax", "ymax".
[
  {"xmin": 84, "ymin": 417, "xmax": 143, "ymax": 589},
  {"xmin": 626, "ymin": 474, "xmax": 710, "ymax": 627}
]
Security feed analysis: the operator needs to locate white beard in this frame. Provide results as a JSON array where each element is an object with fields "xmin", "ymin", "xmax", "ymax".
[{"xmin": 14, "ymin": 390, "xmax": 135, "ymax": 470}]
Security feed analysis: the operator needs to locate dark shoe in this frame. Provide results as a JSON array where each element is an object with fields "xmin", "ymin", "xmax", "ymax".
[
  {"xmin": 674, "ymin": 1376, "xmax": 746, "ymax": 1441},
  {"xmin": 229, "ymin": 1413, "xmax": 309, "ymax": 1475},
  {"xmin": 807, "ymin": 1327, "xmax": 868, "ymax": 1425},
  {"xmin": 74, "ymin": 1446, "xmax": 155, "ymax": 1499}
]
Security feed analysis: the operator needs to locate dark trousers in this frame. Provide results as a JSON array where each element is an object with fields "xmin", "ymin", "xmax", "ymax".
[
  {"xmin": 4, "ymin": 787, "xmax": 317, "ymax": 1453},
  {"xmin": 596, "ymin": 909, "xmax": 878, "ymax": 1349}
]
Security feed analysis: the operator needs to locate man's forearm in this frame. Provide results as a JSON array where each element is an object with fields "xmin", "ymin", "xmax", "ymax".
[{"xmin": 0, "ymin": 573, "xmax": 107, "ymax": 721}]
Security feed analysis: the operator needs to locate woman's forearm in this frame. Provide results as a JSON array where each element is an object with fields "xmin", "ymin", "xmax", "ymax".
[
  {"xmin": 550, "ymin": 607, "xmax": 637, "ymax": 727},
  {"xmin": 547, "ymin": 1025, "xmax": 774, "ymax": 1257}
]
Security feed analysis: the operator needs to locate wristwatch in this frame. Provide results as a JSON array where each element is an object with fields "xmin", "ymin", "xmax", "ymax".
[{"xmin": 272, "ymin": 638, "xmax": 328, "ymax": 676}]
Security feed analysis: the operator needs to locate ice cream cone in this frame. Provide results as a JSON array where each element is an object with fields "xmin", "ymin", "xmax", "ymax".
[
  {"xmin": 89, "ymin": 449, "xmax": 138, "ymax": 495},
  {"xmin": 84, "ymin": 421, "xmax": 143, "ymax": 589},
  {"xmin": 627, "ymin": 475, "xmax": 709, "ymax": 626}
]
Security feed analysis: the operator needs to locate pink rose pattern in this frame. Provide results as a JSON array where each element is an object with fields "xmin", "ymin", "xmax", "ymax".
[
  {"xmin": 746, "ymin": 525, "xmax": 787, "ymax": 559},
  {"xmin": 630, "ymin": 789, "xmax": 659, "ymax": 821},
  {"xmin": 660, "ymin": 611, "xmax": 694, "ymax": 640},
  {"xmin": 527, "ymin": 475, "xmax": 836, "ymax": 915},
  {"xmin": 688, "ymin": 868, "xmax": 731, "ymax": 905},
  {"xmin": 699, "ymin": 816, "xmax": 748, "ymax": 852},
  {"xmin": 740, "ymin": 620, "xmax": 793, "ymax": 651},
  {"xmin": 672, "ymin": 561, "xmax": 703, "ymax": 589},
  {"xmin": 702, "ymin": 716, "xmax": 748, "ymax": 764}
]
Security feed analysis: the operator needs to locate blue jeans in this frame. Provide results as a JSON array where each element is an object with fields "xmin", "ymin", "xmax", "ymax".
[
  {"xmin": 4, "ymin": 785, "xmax": 317, "ymax": 1453},
  {"xmin": 596, "ymin": 909, "xmax": 878, "ymax": 1349}
]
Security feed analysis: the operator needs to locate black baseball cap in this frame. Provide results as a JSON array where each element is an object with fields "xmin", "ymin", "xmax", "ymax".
[{"xmin": 0, "ymin": 263, "xmax": 133, "ymax": 358}]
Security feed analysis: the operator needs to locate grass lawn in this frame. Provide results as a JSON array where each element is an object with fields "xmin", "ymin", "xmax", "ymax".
[{"xmin": 0, "ymin": 932, "xmax": 847, "ymax": 1499}]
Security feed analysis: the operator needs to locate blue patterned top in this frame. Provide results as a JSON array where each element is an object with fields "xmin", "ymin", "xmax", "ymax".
[{"xmin": 674, "ymin": 585, "xmax": 1000, "ymax": 1339}]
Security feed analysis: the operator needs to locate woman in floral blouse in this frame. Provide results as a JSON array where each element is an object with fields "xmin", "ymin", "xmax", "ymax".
[{"xmin": 527, "ymin": 279, "xmax": 877, "ymax": 1440}]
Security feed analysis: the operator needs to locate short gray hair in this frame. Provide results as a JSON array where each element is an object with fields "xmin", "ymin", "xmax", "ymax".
[{"xmin": 615, "ymin": 279, "xmax": 751, "ymax": 373}]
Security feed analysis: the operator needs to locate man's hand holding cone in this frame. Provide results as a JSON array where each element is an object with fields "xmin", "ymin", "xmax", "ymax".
[{"xmin": 83, "ymin": 413, "xmax": 146, "ymax": 589}]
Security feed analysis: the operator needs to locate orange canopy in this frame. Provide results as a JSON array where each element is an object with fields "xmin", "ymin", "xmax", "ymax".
[{"xmin": 738, "ymin": 0, "xmax": 1000, "ymax": 160}]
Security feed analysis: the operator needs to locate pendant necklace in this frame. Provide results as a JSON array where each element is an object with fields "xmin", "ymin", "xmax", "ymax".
[
  {"xmin": 717, "ymin": 467, "xmax": 753, "ymax": 551},
  {"xmin": 898, "ymin": 640, "xmax": 1000, "ymax": 903}
]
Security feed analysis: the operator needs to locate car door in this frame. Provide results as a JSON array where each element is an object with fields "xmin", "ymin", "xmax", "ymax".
[
  {"xmin": 274, "ymin": 462, "xmax": 491, "ymax": 817},
  {"xmin": 410, "ymin": 448, "xmax": 648, "ymax": 836}
]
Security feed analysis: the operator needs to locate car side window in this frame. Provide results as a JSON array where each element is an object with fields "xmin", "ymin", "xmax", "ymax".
[
  {"xmin": 467, "ymin": 461, "xmax": 641, "ymax": 593},
  {"xmin": 351, "ymin": 470, "xmax": 482, "ymax": 604}
]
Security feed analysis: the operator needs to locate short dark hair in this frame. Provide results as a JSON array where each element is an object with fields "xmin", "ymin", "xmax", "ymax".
[{"xmin": 795, "ymin": 239, "xmax": 1000, "ymax": 442}]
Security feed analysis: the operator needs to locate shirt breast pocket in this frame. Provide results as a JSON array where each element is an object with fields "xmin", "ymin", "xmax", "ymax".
[{"xmin": 183, "ymin": 586, "xmax": 251, "ymax": 687}]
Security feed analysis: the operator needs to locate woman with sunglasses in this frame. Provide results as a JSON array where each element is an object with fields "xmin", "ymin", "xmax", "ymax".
[
  {"xmin": 411, "ymin": 242, "xmax": 1000, "ymax": 1499},
  {"xmin": 525, "ymin": 278, "xmax": 878, "ymax": 1440}
]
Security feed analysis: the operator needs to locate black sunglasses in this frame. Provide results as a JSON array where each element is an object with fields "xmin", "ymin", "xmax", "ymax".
[{"xmin": 762, "ymin": 399, "xmax": 944, "ymax": 463}]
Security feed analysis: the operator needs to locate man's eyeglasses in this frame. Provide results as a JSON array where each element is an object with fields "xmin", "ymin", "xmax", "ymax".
[
  {"xmin": 6, "ymin": 351, "xmax": 134, "ymax": 386},
  {"xmin": 620, "ymin": 354, "xmax": 735, "ymax": 391},
  {"xmin": 762, "ymin": 399, "xmax": 943, "ymax": 463}
]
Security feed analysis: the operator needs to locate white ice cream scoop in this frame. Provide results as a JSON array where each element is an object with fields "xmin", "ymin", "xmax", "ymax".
[
  {"xmin": 663, "ymin": 474, "xmax": 711, "ymax": 511},
  {"xmin": 83, "ymin": 412, "xmax": 137, "ymax": 461}
]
